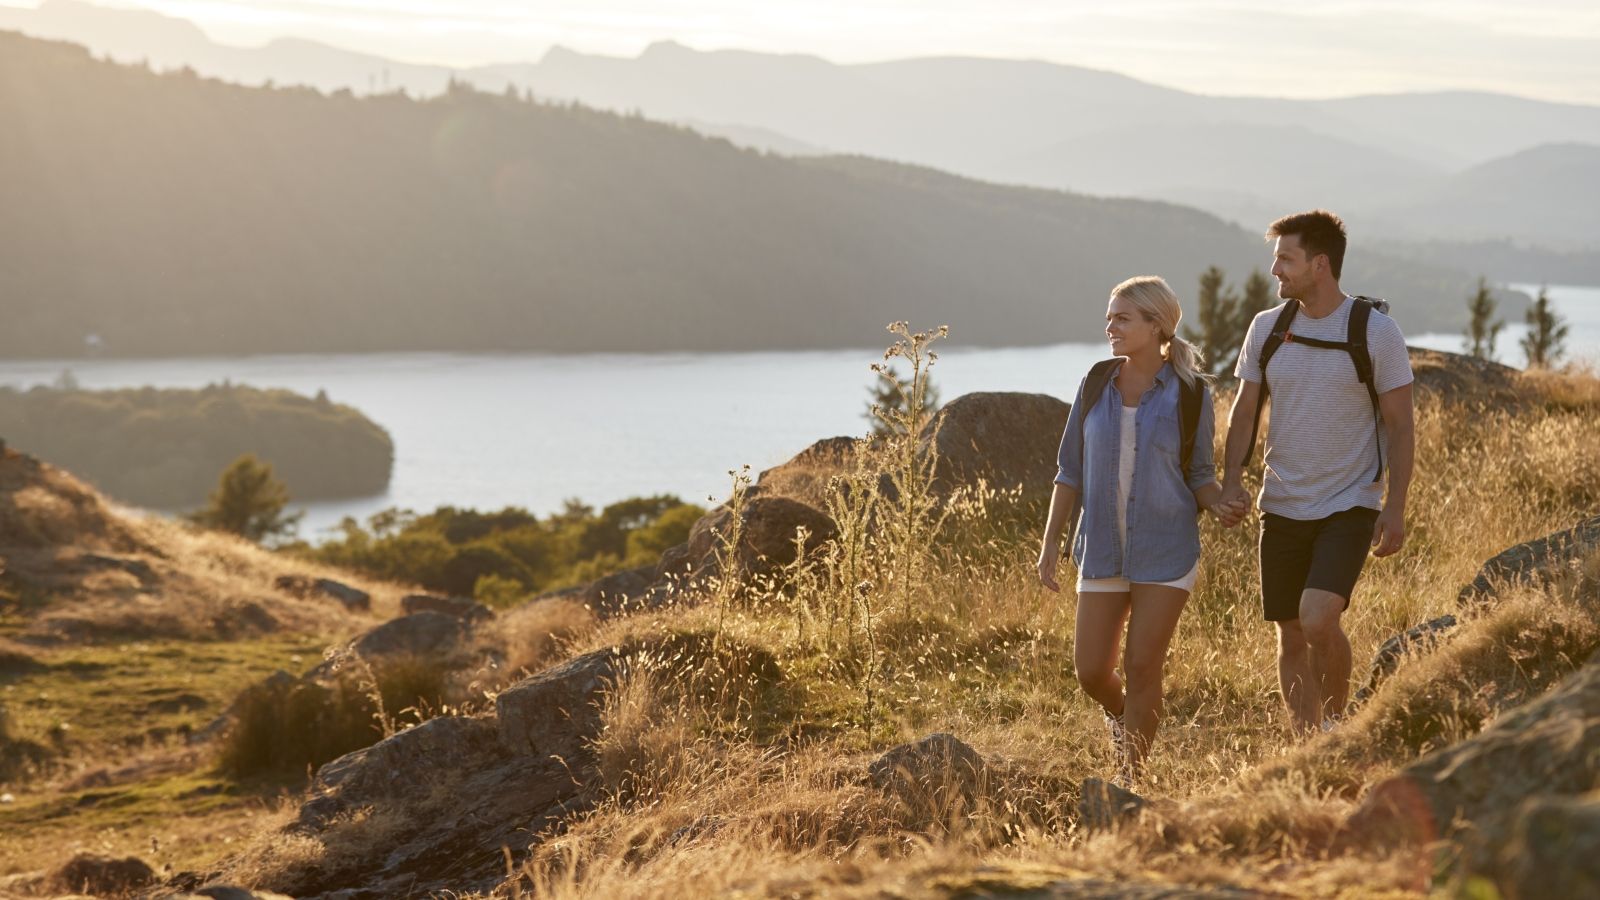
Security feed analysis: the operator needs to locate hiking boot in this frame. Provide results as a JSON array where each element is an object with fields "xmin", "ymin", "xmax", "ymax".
[{"xmin": 1103, "ymin": 710, "xmax": 1127, "ymax": 752}]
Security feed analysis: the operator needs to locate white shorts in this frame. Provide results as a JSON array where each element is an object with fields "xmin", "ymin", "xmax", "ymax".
[{"xmin": 1077, "ymin": 560, "xmax": 1199, "ymax": 594}]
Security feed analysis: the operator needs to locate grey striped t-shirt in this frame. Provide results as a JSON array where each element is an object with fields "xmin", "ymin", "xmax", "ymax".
[{"xmin": 1235, "ymin": 297, "xmax": 1413, "ymax": 520}]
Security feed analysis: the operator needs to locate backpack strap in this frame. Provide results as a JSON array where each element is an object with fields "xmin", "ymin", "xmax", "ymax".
[
  {"xmin": 1245, "ymin": 301, "xmax": 1300, "ymax": 466},
  {"xmin": 1179, "ymin": 376, "xmax": 1203, "ymax": 478},
  {"xmin": 1346, "ymin": 297, "xmax": 1384, "ymax": 483},
  {"xmin": 1063, "ymin": 358, "xmax": 1122, "ymax": 555}
]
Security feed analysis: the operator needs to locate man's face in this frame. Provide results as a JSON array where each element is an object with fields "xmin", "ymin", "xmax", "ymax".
[{"xmin": 1270, "ymin": 235, "xmax": 1318, "ymax": 300}]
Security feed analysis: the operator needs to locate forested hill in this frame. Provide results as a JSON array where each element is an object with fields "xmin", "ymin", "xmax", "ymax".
[{"xmin": 0, "ymin": 32, "xmax": 1484, "ymax": 358}]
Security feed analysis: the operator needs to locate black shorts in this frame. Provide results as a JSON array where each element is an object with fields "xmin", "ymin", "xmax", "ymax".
[{"xmin": 1259, "ymin": 507, "xmax": 1379, "ymax": 622}]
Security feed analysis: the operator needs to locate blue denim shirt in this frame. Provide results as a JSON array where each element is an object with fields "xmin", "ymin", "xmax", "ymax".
[{"xmin": 1054, "ymin": 360, "xmax": 1217, "ymax": 582}]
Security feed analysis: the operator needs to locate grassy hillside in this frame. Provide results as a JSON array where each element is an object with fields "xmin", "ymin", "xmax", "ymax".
[
  {"xmin": 3, "ymin": 342, "xmax": 1599, "ymax": 896},
  {"xmin": 0, "ymin": 31, "xmax": 1492, "ymax": 360}
]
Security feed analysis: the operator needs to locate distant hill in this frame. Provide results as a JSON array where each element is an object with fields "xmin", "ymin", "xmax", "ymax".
[
  {"xmin": 0, "ymin": 32, "xmax": 1502, "ymax": 358},
  {"xmin": 1365, "ymin": 143, "xmax": 1600, "ymax": 250},
  {"xmin": 0, "ymin": 383, "xmax": 393, "ymax": 508},
  {"xmin": 6, "ymin": 3, "xmax": 1600, "ymax": 254}
]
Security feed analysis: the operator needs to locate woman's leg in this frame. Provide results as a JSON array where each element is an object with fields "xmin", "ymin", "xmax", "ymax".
[
  {"xmin": 1122, "ymin": 583, "xmax": 1190, "ymax": 775},
  {"xmin": 1074, "ymin": 591, "xmax": 1132, "ymax": 716}
]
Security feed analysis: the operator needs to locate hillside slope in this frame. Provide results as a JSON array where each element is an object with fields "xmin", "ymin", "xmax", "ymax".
[{"xmin": 0, "ymin": 31, "xmax": 1492, "ymax": 358}]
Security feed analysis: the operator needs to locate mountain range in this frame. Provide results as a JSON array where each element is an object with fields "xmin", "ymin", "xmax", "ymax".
[
  {"xmin": 4, "ymin": 0, "xmax": 1599, "ymax": 252},
  {"xmin": 0, "ymin": 31, "xmax": 1495, "ymax": 359}
]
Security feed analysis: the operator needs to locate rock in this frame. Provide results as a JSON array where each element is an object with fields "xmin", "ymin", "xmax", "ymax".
[
  {"xmin": 214, "ymin": 600, "xmax": 280, "ymax": 638},
  {"xmin": 47, "ymin": 853, "xmax": 155, "ymax": 895},
  {"xmin": 1502, "ymin": 792, "xmax": 1600, "ymax": 900},
  {"xmin": 79, "ymin": 552, "xmax": 155, "ymax": 582},
  {"xmin": 1077, "ymin": 777, "xmax": 1148, "ymax": 832},
  {"xmin": 751, "ymin": 435, "xmax": 858, "ymax": 509},
  {"xmin": 867, "ymin": 732, "xmax": 987, "ymax": 809},
  {"xmin": 1352, "ymin": 614, "xmax": 1459, "ymax": 706},
  {"xmin": 401, "ymin": 593, "xmax": 493, "ymax": 622},
  {"xmin": 1346, "ymin": 650, "xmax": 1600, "ymax": 866},
  {"xmin": 495, "ymin": 647, "xmax": 621, "ymax": 763},
  {"xmin": 579, "ymin": 564, "xmax": 659, "ymax": 617},
  {"xmin": 1457, "ymin": 514, "xmax": 1600, "ymax": 607},
  {"xmin": 309, "ymin": 611, "xmax": 466, "ymax": 680},
  {"xmin": 297, "ymin": 716, "xmax": 507, "ymax": 830},
  {"xmin": 166, "ymin": 887, "xmax": 295, "ymax": 900},
  {"xmin": 1407, "ymin": 347, "xmax": 1524, "ymax": 411},
  {"xmin": 924, "ymin": 392, "xmax": 1071, "ymax": 497},
  {"xmin": 684, "ymin": 495, "xmax": 836, "ymax": 581},
  {"xmin": 274, "ymin": 574, "xmax": 371, "ymax": 612}
]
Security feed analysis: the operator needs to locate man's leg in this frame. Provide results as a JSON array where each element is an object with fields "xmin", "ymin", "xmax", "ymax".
[
  {"xmin": 1276, "ymin": 619, "xmax": 1319, "ymax": 732},
  {"xmin": 1300, "ymin": 592, "xmax": 1352, "ymax": 723}
]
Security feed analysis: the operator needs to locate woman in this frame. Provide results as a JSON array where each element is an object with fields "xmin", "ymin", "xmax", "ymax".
[{"xmin": 1036, "ymin": 275, "xmax": 1240, "ymax": 784}]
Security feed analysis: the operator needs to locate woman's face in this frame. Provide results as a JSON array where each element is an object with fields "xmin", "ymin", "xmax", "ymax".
[{"xmin": 1105, "ymin": 294, "xmax": 1161, "ymax": 357}]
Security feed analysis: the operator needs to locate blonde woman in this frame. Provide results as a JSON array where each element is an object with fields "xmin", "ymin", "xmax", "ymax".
[{"xmin": 1036, "ymin": 276, "xmax": 1243, "ymax": 783}]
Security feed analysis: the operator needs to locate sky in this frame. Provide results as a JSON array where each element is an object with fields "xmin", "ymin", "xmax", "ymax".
[{"xmin": 7, "ymin": 0, "xmax": 1600, "ymax": 103}]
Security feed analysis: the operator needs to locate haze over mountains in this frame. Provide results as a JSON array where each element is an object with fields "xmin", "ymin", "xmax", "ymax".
[
  {"xmin": 0, "ymin": 31, "xmax": 1495, "ymax": 359},
  {"xmin": 5, "ymin": 0, "xmax": 1599, "ymax": 255}
]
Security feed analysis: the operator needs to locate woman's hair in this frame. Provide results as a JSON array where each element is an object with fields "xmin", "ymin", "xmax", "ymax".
[{"xmin": 1110, "ymin": 275, "xmax": 1210, "ymax": 387}]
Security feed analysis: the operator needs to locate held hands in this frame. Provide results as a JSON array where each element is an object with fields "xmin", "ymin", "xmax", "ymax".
[{"xmin": 1209, "ymin": 482, "xmax": 1252, "ymax": 528}]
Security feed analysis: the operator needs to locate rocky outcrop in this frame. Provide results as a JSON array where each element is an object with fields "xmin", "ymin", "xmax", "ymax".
[
  {"xmin": 495, "ymin": 647, "xmax": 621, "ymax": 764},
  {"xmin": 925, "ymin": 391, "xmax": 1071, "ymax": 497},
  {"xmin": 1346, "ymin": 650, "xmax": 1600, "ymax": 877},
  {"xmin": 1502, "ymin": 792, "xmax": 1600, "ymax": 900},
  {"xmin": 1077, "ymin": 777, "xmax": 1148, "ymax": 832},
  {"xmin": 1407, "ymin": 347, "xmax": 1524, "ymax": 411},
  {"xmin": 867, "ymin": 732, "xmax": 987, "ymax": 809},
  {"xmin": 400, "ymin": 592, "xmax": 493, "ymax": 622},
  {"xmin": 1352, "ymin": 614, "xmax": 1459, "ymax": 706},
  {"xmin": 1457, "ymin": 514, "xmax": 1600, "ymax": 606},
  {"xmin": 308, "ymin": 611, "xmax": 468, "ymax": 681},
  {"xmin": 751, "ymin": 435, "xmax": 858, "ymax": 510},
  {"xmin": 47, "ymin": 853, "xmax": 155, "ymax": 895},
  {"xmin": 274, "ymin": 574, "xmax": 372, "ymax": 613}
]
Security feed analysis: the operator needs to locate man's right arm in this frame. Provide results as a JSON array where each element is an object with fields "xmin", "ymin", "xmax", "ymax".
[{"xmin": 1217, "ymin": 379, "xmax": 1261, "ymax": 524}]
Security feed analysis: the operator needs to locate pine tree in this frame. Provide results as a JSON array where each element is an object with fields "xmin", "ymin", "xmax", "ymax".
[
  {"xmin": 1463, "ymin": 277, "xmax": 1504, "ymax": 361},
  {"xmin": 1182, "ymin": 266, "xmax": 1271, "ymax": 378},
  {"xmin": 188, "ymin": 454, "xmax": 302, "ymax": 542},
  {"xmin": 866, "ymin": 366, "xmax": 941, "ymax": 438},
  {"xmin": 1520, "ymin": 285, "xmax": 1569, "ymax": 369}
]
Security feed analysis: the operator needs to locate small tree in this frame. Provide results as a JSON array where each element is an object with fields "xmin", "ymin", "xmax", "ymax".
[
  {"xmin": 1182, "ymin": 266, "xmax": 1272, "ymax": 378},
  {"xmin": 1463, "ymin": 277, "xmax": 1504, "ymax": 361},
  {"xmin": 189, "ymin": 454, "xmax": 301, "ymax": 542},
  {"xmin": 1520, "ymin": 285, "xmax": 1569, "ymax": 369},
  {"xmin": 865, "ymin": 365, "xmax": 940, "ymax": 437}
]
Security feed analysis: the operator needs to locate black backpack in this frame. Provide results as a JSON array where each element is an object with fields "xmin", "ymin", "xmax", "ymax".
[
  {"xmin": 1244, "ymin": 296, "xmax": 1388, "ymax": 483},
  {"xmin": 1076, "ymin": 358, "xmax": 1205, "ymax": 476}
]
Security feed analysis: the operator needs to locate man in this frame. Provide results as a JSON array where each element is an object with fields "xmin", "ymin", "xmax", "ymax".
[{"xmin": 1216, "ymin": 210, "xmax": 1415, "ymax": 733}]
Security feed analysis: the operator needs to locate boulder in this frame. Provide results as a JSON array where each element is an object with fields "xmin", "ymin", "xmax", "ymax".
[
  {"xmin": 297, "ymin": 715, "xmax": 507, "ymax": 830},
  {"xmin": 1352, "ymin": 614, "xmax": 1459, "ymax": 706},
  {"xmin": 867, "ymin": 732, "xmax": 987, "ymax": 809},
  {"xmin": 1502, "ymin": 792, "xmax": 1600, "ymax": 900},
  {"xmin": 923, "ymin": 391, "xmax": 1071, "ymax": 497},
  {"xmin": 1457, "ymin": 514, "xmax": 1600, "ymax": 607},
  {"xmin": 47, "ymin": 853, "xmax": 155, "ymax": 895},
  {"xmin": 274, "ymin": 574, "xmax": 372, "ymax": 613},
  {"xmin": 751, "ymin": 435, "xmax": 859, "ymax": 509},
  {"xmin": 1407, "ymin": 347, "xmax": 1524, "ymax": 411},
  {"xmin": 684, "ymin": 495, "xmax": 836, "ymax": 581},
  {"xmin": 307, "ymin": 611, "xmax": 465, "ymax": 681},
  {"xmin": 401, "ymin": 593, "xmax": 493, "ymax": 622},
  {"xmin": 496, "ymin": 647, "xmax": 622, "ymax": 763},
  {"xmin": 1076, "ymin": 777, "xmax": 1148, "ymax": 833},
  {"xmin": 168, "ymin": 887, "xmax": 295, "ymax": 900},
  {"xmin": 1346, "ymin": 651, "xmax": 1600, "ymax": 867},
  {"xmin": 579, "ymin": 563, "xmax": 659, "ymax": 617}
]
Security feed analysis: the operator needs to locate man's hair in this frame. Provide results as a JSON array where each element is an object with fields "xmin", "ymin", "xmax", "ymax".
[{"xmin": 1266, "ymin": 209, "xmax": 1347, "ymax": 280}]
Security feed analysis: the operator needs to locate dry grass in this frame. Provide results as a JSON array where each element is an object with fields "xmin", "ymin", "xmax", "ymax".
[
  {"xmin": 8, "ymin": 357, "xmax": 1600, "ymax": 898},
  {"xmin": 484, "ymin": 363, "xmax": 1600, "ymax": 899}
]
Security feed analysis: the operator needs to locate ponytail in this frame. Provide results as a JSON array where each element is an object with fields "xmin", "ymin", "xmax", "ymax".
[{"xmin": 1164, "ymin": 334, "xmax": 1211, "ymax": 388}]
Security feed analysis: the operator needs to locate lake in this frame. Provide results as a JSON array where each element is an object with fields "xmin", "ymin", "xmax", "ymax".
[{"xmin": 2, "ymin": 284, "xmax": 1595, "ymax": 540}]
